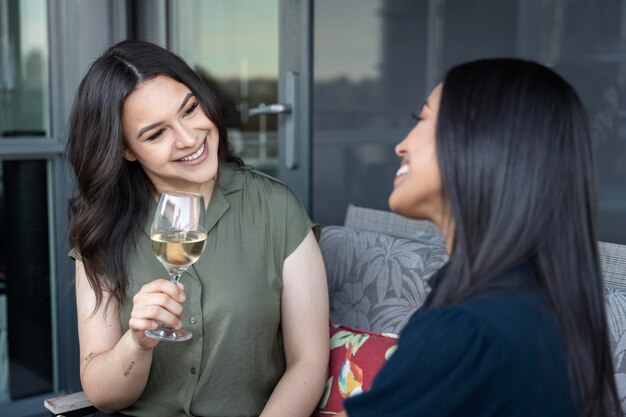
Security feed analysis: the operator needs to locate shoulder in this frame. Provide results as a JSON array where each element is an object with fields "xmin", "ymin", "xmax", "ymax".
[
  {"xmin": 220, "ymin": 164, "xmax": 296, "ymax": 199},
  {"xmin": 218, "ymin": 164, "xmax": 311, "ymax": 232},
  {"xmin": 400, "ymin": 307, "xmax": 508, "ymax": 360},
  {"xmin": 457, "ymin": 285, "xmax": 559, "ymax": 349},
  {"xmin": 400, "ymin": 295, "xmax": 555, "ymax": 369},
  {"xmin": 351, "ymin": 307, "xmax": 511, "ymax": 413},
  {"xmin": 392, "ymin": 307, "xmax": 511, "ymax": 384},
  {"xmin": 402, "ymin": 289, "xmax": 567, "ymax": 381},
  {"xmin": 431, "ymin": 264, "xmax": 558, "ymax": 346}
]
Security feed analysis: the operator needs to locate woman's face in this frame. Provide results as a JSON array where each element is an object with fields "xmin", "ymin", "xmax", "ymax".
[
  {"xmin": 389, "ymin": 83, "xmax": 446, "ymax": 226},
  {"xmin": 121, "ymin": 75, "xmax": 219, "ymax": 195}
]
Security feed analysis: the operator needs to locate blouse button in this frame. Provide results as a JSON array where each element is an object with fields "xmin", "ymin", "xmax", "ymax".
[
  {"xmin": 190, "ymin": 316, "xmax": 197, "ymax": 324},
  {"xmin": 191, "ymin": 367, "xmax": 196, "ymax": 374}
]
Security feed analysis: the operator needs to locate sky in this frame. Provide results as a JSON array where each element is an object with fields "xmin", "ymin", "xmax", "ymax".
[{"xmin": 176, "ymin": 0, "xmax": 382, "ymax": 82}]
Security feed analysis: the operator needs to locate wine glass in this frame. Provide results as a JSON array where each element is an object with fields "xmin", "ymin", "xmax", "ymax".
[{"xmin": 145, "ymin": 190, "xmax": 207, "ymax": 342}]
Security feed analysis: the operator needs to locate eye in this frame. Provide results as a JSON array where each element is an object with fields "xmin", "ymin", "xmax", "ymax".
[
  {"xmin": 411, "ymin": 112, "xmax": 422, "ymax": 122},
  {"xmin": 184, "ymin": 102, "xmax": 199, "ymax": 117},
  {"xmin": 147, "ymin": 128, "xmax": 165, "ymax": 141}
]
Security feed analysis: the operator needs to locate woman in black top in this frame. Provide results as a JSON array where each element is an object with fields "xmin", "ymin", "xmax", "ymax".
[{"xmin": 340, "ymin": 59, "xmax": 622, "ymax": 416}]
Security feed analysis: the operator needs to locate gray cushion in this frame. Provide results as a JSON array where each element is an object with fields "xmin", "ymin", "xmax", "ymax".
[
  {"xmin": 320, "ymin": 225, "xmax": 448, "ymax": 334},
  {"xmin": 605, "ymin": 286, "xmax": 626, "ymax": 408},
  {"xmin": 601, "ymin": 241, "xmax": 626, "ymax": 409},
  {"xmin": 344, "ymin": 203, "xmax": 444, "ymax": 246},
  {"xmin": 601, "ymin": 241, "xmax": 626, "ymax": 290}
]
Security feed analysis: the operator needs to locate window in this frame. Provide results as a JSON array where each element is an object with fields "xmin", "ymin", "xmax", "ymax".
[
  {"xmin": 0, "ymin": 159, "xmax": 53, "ymax": 403},
  {"xmin": 0, "ymin": 0, "xmax": 57, "ymax": 410},
  {"xmin": 0, "ymin": 0, "xmax": 49, "ymax": 138},
  {"xmin": 313, "ymin": 0, "xmax": 626, "ymax": 245}
]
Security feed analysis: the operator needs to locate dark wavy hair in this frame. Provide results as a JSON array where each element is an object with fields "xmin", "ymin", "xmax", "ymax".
[
  {"xmin": 432, "ymin": 58, "xmax": 621, "ymax": 416},
  {"xmin": 67, "ymin": 40, "xmax": 243, "ymax": 309}
]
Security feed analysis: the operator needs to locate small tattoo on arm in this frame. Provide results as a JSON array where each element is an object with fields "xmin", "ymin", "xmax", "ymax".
[
  {"xmin": 123, "ymin": 361, "xmax": 135, "ymax": 377},
  {"xmin": 80, "ymin": 352, "xmax": 95, "ymax": 364}
]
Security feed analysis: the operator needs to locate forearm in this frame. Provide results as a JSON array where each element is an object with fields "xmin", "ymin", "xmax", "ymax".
[
  {"xmin": 80, "ymin": 330, "xmax": 154, "ymax": 412},
  {"xmin": 260, "ymin": 359, "xmax": 327, "ymax": 417}
]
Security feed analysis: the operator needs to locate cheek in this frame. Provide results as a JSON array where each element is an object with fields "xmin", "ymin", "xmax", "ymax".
[
  {"xmin": 132, "ymin": 145, "xmax": 171, "ymax": 167},
  {"xmin": 209, "ymin": 129, "xmax": 219, "ymax": 144},
  {"xmin": 388, "ymin": 158, "xmax": 442, "ymax": 217}
]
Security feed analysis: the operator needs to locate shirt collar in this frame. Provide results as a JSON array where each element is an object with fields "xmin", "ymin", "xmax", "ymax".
[{"xmin": 216, "ymin": 163, "xmax": 245, "ymax": 195}]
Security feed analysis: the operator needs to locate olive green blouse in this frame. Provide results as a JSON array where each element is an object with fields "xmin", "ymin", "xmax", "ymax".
[{"xmin": 75, "ymin": 164, "xmax": 316, "ymax": 417}]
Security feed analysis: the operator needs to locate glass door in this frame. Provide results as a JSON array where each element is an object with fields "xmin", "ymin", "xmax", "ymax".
[
  {"xmin": 166, "ymin": 0, "xmax": 312, "ymax": 210},
  {"xmin": 0, "ymin": 0, "xmax": 56, "ymax": 407}
]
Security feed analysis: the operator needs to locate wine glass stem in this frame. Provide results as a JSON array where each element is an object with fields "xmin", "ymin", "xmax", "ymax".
[
  {"xmin": 170, "ymin": 273, "xmax": 182, "ymax": 284},
  {"xmin": 156, "ymin": 273, "xmax": 183, "ymax": 332}
]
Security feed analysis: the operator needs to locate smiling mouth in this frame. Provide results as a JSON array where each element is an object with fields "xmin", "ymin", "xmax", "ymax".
[
  {"xmin": 396, "ymin": 165, "xmax": 409, "ymax": 177},
  {"xmin": 180, "ymin": 141, "xmax": 205, "ymax": 162}
]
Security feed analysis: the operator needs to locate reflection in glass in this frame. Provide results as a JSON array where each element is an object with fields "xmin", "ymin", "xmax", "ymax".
[
  {"xmin": 313, "ymin": 0, "xmax": 626, "ymax": 244},
  {"xmin": 313, "ymin": 0, "xmax": 428, "ymax": 225},
  {"xmin": 0, "ymin": 0, "xmax": 49, "ymax": 138},
  {"xmin": 0, "ymin": 159, "xmax": 52, "ymax": 403},
  {"xmin": 170, "ymin": 0, "xmax": 279, "ymax": 175}
]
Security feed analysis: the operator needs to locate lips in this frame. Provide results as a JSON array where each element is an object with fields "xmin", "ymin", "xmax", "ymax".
[{"xmin": 179, "ymin": 141, "xmax": 205, "ymax": 162}]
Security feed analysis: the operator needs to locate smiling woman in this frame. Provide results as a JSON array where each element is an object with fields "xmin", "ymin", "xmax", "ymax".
[
  {"xmin": 389, "ymin": 84, "xmax": 449, "ymax": 247},
  {"xmin": 340, "ymin": 58, "xmax": 623, "ymax": 417},
  {"xmin": 65, "ymin": 40, "xmax": 329, "ymax": 417},
  {"xmin": 121, "ymin": 75, "xmax": 220, "ymax": 197}
]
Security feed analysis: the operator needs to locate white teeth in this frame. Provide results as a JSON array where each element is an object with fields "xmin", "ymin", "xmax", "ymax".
[
  {"xmin": 396, "ymin": 165, "xmax": 409, "ymax": 177},
  {"xmin": 181, "ymin": 142, "xmax": 205, "ymax": 161}
]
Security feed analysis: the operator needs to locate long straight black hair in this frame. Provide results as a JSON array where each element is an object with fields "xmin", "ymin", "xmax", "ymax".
[
  {"xmin": 432, "ymin": 58, "xmax": 621, "ymax": 416},
  {"xmin": 67, "ymin": 40, "xmax": 244, "ymax": 309}
]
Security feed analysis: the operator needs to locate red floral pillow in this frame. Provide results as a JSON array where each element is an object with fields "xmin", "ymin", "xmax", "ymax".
[{"xmin": 312, "ymin": 323, "xmax": 399, "ymax": 416}]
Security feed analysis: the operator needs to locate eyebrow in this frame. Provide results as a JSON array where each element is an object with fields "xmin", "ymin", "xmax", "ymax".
[
  {"xmin": 422, "ymin": 100, "xmax": 431, "ymax": 110},
  {"xmin": 136, "ymin": 93, "xmax": 195, "ymax": 139},
  {"xmin": 178, "ymin": 93, "xmax": 194, "ymax": 112},
  {"xmin": 137, "ymin": 122, "xmax": 162, "ymax": 139}
]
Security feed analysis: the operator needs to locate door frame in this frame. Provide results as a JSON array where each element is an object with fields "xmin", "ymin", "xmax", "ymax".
[
  {"xmin": 277, "ymin": 0, "xmax": 313, "ymax": 212},
  {"xmin": 163, "ymin": 0, "xmax": 314, "ymax": 212}
]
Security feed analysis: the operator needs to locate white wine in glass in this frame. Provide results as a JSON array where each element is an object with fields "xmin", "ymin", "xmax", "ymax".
[{"xmin": 145, "ymin": 191, "xmax": 207, "ymax": 342}]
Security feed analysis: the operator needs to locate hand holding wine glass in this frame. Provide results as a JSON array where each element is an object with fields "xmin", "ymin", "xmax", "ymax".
[{"xmin": 145, "ymin": 190, "xmax": 207, "ymax": 342}]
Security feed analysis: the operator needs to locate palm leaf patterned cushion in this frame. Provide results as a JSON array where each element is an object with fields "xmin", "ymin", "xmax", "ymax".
[
  {"xmin": 602, "ymin": 241, "xmax": 626, "ymax": 410},
  {"xmin": 319, "ymin": 225, "xmax": 448, "ymax": 334}
]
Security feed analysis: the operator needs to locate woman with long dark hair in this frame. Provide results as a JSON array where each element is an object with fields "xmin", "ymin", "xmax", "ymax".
[
  {"xmin": 340, "ymin": 58, "xmax": 622, "ymax": 416},
  {"xmin": 67, "ymin": 40, "xmax": 329, "ymax": 417}
]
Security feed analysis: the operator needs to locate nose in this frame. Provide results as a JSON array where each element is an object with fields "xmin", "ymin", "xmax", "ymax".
[
  {"xmin": 174, "ymin": 122, "xmax": 196, "ymax": 149},
  {"xmin": 395, "ymin": 138, "xmax": 406, "ymax": 157}
]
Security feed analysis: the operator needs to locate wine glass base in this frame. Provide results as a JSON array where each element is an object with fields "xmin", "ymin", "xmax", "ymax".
[{"xmin": 145, "ymin": 328, "xmax": 192, "ymax": 342}]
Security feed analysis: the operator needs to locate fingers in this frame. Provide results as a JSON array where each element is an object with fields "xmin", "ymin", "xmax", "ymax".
[
  {"xmin": 129, "ymin": 279, "xmax": 187, "ymax": 331},
  {"xmin": 140, "ymin": 279, "xmax": 186, "ymax": 303}
]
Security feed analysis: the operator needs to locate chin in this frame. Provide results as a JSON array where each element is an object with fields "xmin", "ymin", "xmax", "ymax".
[
  {"xmin": 388, "ymin": 194, "xmax": 430, "ymax": 222},
  {"xmin": 388, "ymin": 192, "xmax": 406, "ymax": 217}
]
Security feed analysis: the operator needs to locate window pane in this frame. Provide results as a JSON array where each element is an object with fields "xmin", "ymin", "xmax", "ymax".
[
  {"xmin": 0, "ymin": 0, "xmax": 49, "ymax": 138},
  {"xmin": 0, "ymin": 159, "xmax": 52, "ymax": 403},
  {"xmin": 169, "ymin": 0, "xmax": 279, "ymax": 176},
  {"xmin": 313, "ymin": 0, "xmax": 626, "ymax": 244},
  {"xmin": 313, "ymin": 0, "xmax": 428, "ymax": 225}
]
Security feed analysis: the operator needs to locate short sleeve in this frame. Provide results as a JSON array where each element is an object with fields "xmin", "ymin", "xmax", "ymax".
[
  {"xmin": 343, "ymin": 308, "xmax": 508, "ymax": 417},
  {"xmin": 283, "ymin": 186, "xmax": 317, "ymax": 258},
  {"xmin": 68, "ymin": 247, "xmax": 82, "ymax": 261}
]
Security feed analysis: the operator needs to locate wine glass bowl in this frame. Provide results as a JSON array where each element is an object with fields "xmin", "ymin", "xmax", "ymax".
[
  {"xmin": 145, "ymin": 191, "xmax": 207, "ymax": 342},
  {"xmin": 151, "ymin": 230, "xmax": 207, "ymax": 277}
]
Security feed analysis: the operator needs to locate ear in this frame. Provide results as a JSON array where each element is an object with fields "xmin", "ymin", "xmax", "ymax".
[{"xmin": 122, "ymin": 147, "xmax": 137, "ymax": 162}]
